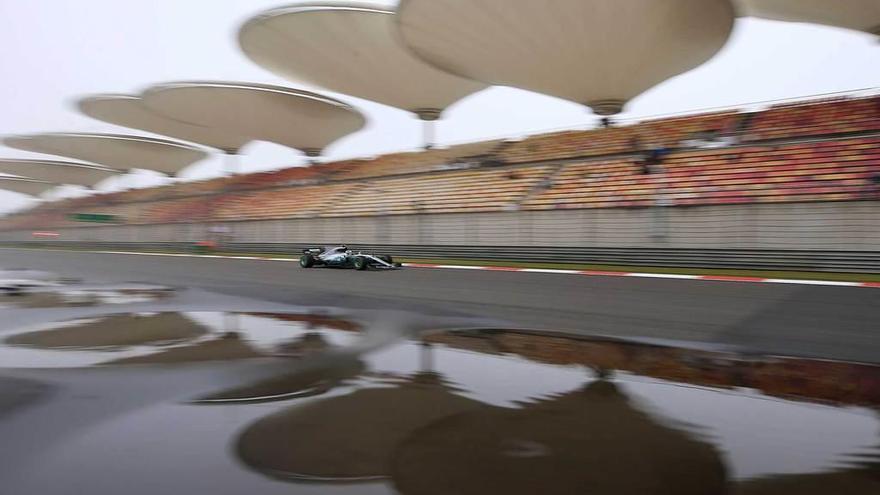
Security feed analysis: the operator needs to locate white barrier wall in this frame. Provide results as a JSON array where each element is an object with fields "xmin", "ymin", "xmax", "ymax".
[{"xmin": 3, "ymin": 201, "xmax": 879, "ymax": 251}]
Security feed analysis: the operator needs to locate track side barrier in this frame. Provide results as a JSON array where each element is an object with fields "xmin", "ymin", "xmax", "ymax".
[{"xmin": 4, "ymin": 241, "xmax": 880, "ymax": 274}]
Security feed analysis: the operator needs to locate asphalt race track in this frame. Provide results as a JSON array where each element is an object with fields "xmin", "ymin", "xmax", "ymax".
[{"xmin": 3, "ymin": 247, "xmax": 879, "ymax": 363}]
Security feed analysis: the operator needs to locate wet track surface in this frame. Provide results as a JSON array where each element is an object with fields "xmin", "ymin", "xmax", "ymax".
[
  {"xmin": 2, "ymin": 248, "xmax": 880, "ymax": 362},
  {"xmin": 2, "ymin": 248, "xmax": 880, "ymax": 494}
]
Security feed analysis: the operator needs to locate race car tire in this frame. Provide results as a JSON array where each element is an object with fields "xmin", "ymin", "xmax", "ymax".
[
  {"xmin": 300, "ymin": 254, "xmax": 315, "ymax": 268},
  {"xmin": 353, "ymin": 256, "xmax": 368, "ymax": 271}
]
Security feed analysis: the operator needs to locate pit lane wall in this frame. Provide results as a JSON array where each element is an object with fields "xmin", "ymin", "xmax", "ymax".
[{"xmin": 2, "ymin": 201, "xmax": 880, "ymax": 272}]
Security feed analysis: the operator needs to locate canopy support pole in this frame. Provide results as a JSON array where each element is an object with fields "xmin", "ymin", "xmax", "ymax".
[
  {"xmin": 416, "ymin": 109, "xmax": 442, "ymax": 151},
  {"xmin": 422, "ymin": 120, "xmax": 435, "ymax": 150},
  {"xmin": 222, "ymin": 149, "xmax": 240, "ymax": 176},
  {"xmin": 419, "ymin": 341, "xmax": 435, "ymax": 373},
  {"xmin": 303, "ymin": 148, "xmax": 322, "ymax": 166}
]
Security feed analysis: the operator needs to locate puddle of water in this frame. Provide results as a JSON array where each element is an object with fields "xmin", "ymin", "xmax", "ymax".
[
  {"xmin": 0, "ymin": 283, "xmax": 174, "ymax": 308},
  {"xmin": 0, "ymin": 268, "xmax": 60, "ymax": 284},
  {"xmin": 1, "ymin": 324, "xmax": 879, "ymax": 494},
  {"xmin": 0, "ymin": 312, "xmax": 361, "ymax": 368}
]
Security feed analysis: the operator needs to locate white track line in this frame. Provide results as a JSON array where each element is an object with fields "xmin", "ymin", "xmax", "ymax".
[{"xmin": 72, "ymin": 250, "xmax": 877, "ymax": 289}]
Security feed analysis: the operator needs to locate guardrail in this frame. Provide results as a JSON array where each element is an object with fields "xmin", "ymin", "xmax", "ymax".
[{"xmin": 5, "ymin": 241, "xmax": 880, "ymax": 273}]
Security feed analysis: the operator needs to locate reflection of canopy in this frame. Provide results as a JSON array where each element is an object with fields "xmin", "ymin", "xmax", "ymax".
[
  {"xmin": 0, "ymin": 159, "xmax": 119, "ymax": 187},
  {"xmin": 197, "ymin": 359, "xmax": 365, "ymax": 403},
  {"xmin": 391, "ymin": 381, "xmax": 727, "ymax": 495},
  {"xmin": 78, "ymin": 94, "xmax": 250, "ymax": 153},
  {"xmin": 236, "ymin": 374, "xmax": 483, "ymax": 480},
  {"xmin": 239, "ymin": 2, "xmax": 484, "ymax": 119},
  {"xmin": 246, "ymin": 312, "xmax": 361, "ymax": 332},
  {"xmin": 0, "ymin": 178, "xmax": 56, "ymax": 196},
  {"xmin": 429, "ymin": 329, "xmax": 880, "ymax": 407},
  {"xmin": 5, "ymin": 313, "xmax": 209, "ymax": 349},
  {"xmin": 104, "ymin": 334, "xmax": 264, "ymax": 365},
  {"xmin": 737, "ymin": 0, "xmax": 880, "ymax": 34},
  {"xmin": 396, "ymin": 0, "xmax": 735, "ymax": 115},
  {"xmin": 734, "ymin": 422, "xmax": 880, "ymax": 494},
  {"xmin": 3, "ymin": 133, "xmax": 208, "ymax": 176},
  {"xmin": 143, "ymin": 82, "xmax": 366, "ymax": 157},
  {"xmin": 734, "ymin": 468, "xmax": 880, "ymax": 495}
]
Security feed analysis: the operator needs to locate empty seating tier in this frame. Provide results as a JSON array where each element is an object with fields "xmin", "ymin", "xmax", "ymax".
[
  {"xmin": 2, "ymin": 94, "xmax": 878, "ymax": 231},
  {"xmin": 521, "ymin": 136, "xmax": 880, "ymax": 209},
  {"xmin": 323, "ymin": 166, "xmax": 555, "ymax": 217},
  {"xmin": 744, "ymin": 96, "xmax": 880, "ymax": 142},
  {"xmin": 212, "ymin": 183, "xmax": 356, "ymax": 220},
  {"xmin": 499, "ymin": 111, "xmax": 742, "ymax": 164},
  {"xmin": 330, "ymin": 140, "xmax": 504, "ymax": 180}
]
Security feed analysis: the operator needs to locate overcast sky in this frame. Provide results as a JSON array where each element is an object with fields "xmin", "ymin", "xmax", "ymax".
[{"xmin": 0, "ymin": 0, "xmax": 878, "ymax": 213}]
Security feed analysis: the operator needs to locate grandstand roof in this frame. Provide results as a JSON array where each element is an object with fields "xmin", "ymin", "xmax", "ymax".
[
  {"xmin": 396, "ymin": 0, "xmax": 735, "ymax": 115},
  {"xmin": 3, "ymin": 133, "xmax": 208, "ymax": 176},
  {"xmin": 78, "ymin": 94, "xmax": 250, "ymax": 153},
  {"xmin": 737, "ymin": 0, "xmax": 880, "ymax": 34},
  {"xmin": 0, "ymin": 159, "xmax": 120, "ymax": 187},
  {"xmin": 239, "ymin": 2, "xmax": 485, "ymax": 120},
  {"xmin": 0, "ymin": 177, "xmax": 56, "ymax": 196},
  {"xmin": 142, "ymin": 81, "xmax": 366, "ymax": 157}
]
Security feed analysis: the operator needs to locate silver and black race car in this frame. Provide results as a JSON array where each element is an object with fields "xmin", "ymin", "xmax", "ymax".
[{"xmin": 299, "ymin": 246, "xmax": 402, "ymax": 270}]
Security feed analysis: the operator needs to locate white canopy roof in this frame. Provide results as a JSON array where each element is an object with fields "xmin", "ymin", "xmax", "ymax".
[
  {"xmin": 239, "ymin": 2, "xmax": 485, "ymax": 120},
  {"xmin": 78, "ymin": 94, "xmax": 251, "ymax": 153},
  {"xmin": 0, "ymin": 178, "xmax": 56, "ymax": 196},
  {"xmin": 396, "ymin": 0, "xmax": 735, "ymax": 115},
  {"xmin": 142, "ymin": 81, "xmax": 366, "ymax": 157},
  {"xmin": 0, "ymin": 159, "xmax": 119, "ymax": 187},
  {"xmin": 736, "ymin": 0, "xmax": 880, "ymax": 34},
  {"xmin": 3, "ymin": 133, "xmax": 208, "ymax": 176}
]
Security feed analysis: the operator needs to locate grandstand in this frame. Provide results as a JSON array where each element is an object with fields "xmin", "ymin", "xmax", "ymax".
[
  {"xmin": 497, "ymin": 110, "xmax": 743, "ymax": 163},
  {"xmin": 1, "ymin": 93, "xmax": 878, "ymax": 252}
]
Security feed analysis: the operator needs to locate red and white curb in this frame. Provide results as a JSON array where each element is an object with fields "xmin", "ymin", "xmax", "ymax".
[
  {"xmin": 404, "ymin": 263, "xmax": 880, "ymax": 288},
  {"xmin": 76, "ymin": 250, "xmax": 880, "ymax": 289}
]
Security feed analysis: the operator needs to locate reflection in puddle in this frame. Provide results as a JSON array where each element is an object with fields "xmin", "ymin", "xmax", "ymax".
[
  {"xmin": 238, "ymin": 370, "xmax": 482, "ymax": 481},
  {"xmin": 6, "ymin": 312, "xmax": 208, "ymax": 349},
  {"xmin": 389, "ymin": 380, "xmax": 726, "ymax": 495},
  {"xmin": 104, "ymin": 332, "xmax": 265, "ymax": 365},
  {"xmin": 232, "ymin": 331, "xmax": 880, "ymax": 493},
  {"xmin": 0, "ymin": 283, "xmax": 174, "ymax": 308},
  {"xmin": 196, "ymin": 359, "xmax": 366, "ymax": 404},
  {"xmin": 2, "ymin": 320, "xmax": 880, "ymax": 494},
  {"xmin": 0, "ymin": 268, "xmax": 63, "ymax": 290},
  {"xmin": 0, "ymin": 312, "xmax": 361, "ymax": 367}
]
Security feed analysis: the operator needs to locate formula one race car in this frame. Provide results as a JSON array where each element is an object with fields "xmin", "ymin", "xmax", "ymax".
[{"xmin": 299, "ymin": 246, "xmax": 402, "ymax": 270}]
